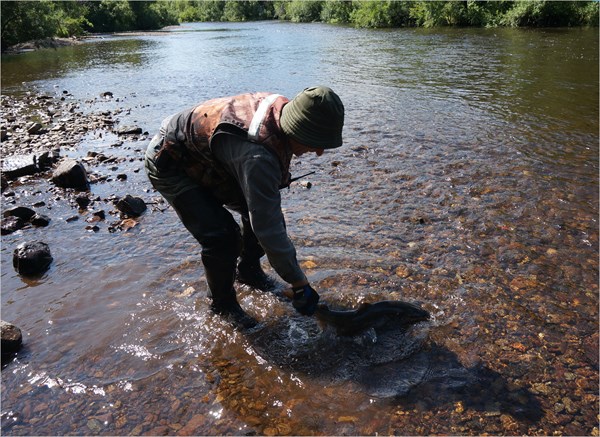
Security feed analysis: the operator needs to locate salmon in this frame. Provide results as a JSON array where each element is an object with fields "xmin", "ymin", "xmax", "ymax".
[{"xmin": 314, "ymin": 300, "xmax": 430, "ymax": 336}]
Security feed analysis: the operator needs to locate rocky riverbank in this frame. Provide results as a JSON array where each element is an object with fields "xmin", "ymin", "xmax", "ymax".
[
  {"xmin": 3, "ymin": 37, "xmax": 84, "ymax": 55},
  {"xmin": 1, "ymin": 90, "xmax": 162, "ymax": 357},
  {"xmin": 1, "ymin": 91, "xmax": 156, "ymax": 225},
  {"xmin": 2, "ymin": 87, "xmax": 164, "ymax": 215}
]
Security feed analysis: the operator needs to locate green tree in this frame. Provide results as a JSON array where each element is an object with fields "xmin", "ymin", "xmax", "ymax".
[
  {"xmin": 320, "ymin": 0, "xmax": 354, "ymax": 24},
  {"xmin": 194, "ymin": 0, "xmax": 225, "ymax": 21},
  {"xmin": 84, "ymin": 0, "xmax": 136, "ymax": 32},
  {"xmin": 350, "ymin": 1, "xmax": 413, "ymax": 28},
  {"xmin": 285, "ymin": 0, "xmax": 323, "ymax": 22},
  {"xmin": 128, "ymin": 1, "xmax": 177, "ymax": 29},
  {"xmin": 1, "ymin": 1, "xmax": 58, "ymax": 50},
  {"xmin": 501, "ymin": 0, "xmax": 576, "ymax": 27},
  {"xmin": 53, "ymin": 1, "xmax": 93, "ymax": 37},
  {"xmin": 222, "ymin": 1, "xmax": 246, "ymax": 21},
  {"xmin": 578, "ymin": 1, "xmax": 599, "ymax": 26}
]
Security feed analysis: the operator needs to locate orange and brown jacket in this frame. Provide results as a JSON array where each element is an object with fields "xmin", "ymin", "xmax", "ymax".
[{"xmin": 160, "ymin": 92, "xmax": 292, "ymax": 190}]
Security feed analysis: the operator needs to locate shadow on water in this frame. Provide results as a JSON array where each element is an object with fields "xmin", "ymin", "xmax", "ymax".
[
  {"xmin": 236, "ymin": 312, "xmax": 544, "ymax": 427},
  {"xmin": 394, "ymin": 344, "xmax": 544, "ymax": 424}
]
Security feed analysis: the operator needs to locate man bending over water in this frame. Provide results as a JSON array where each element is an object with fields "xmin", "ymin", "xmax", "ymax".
[{"xmin": 145, "ymin": 87, "xmax": 345, "ymax": 329}]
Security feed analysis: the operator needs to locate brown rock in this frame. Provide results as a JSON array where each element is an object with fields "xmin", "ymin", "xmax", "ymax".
[
  {"xmin": 178, "ymin": 414, "xmax": 205, "ymax": 436},
  {"xmin": 1, "ymin": 320, "xmax": 23, "ymax": 353}
]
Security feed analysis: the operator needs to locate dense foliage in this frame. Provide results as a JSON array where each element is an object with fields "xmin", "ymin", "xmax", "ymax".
[
  {"xmin": 2, "ymin": 1, "xmax": 598, "ymax": 51},
  {"xmin": 166, "ymin": 0, "xmax": 599, "ymax": 27},
  {"xmin": 1, "ymin": 0, "xmax": 178, "ymax": 51}
]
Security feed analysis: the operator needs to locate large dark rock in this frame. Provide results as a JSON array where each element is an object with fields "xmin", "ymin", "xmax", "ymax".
[
  {"xmin": 13, "ymin": 241, "xmax": 53, "ymax": 276},
  {"xmin": 3, "ymin": 206, "xmax": 36, "ymax": 221},
  {"xmin": 114, "ymin": 195, "xmax": 147, "ymax": 217},
  {"xmin": 1, "ymin": 321, "xmax": 23, "ymax": 354},
  {"xmin": 51, "ymin": 159, "xmax": 89, "ymax": 190}
]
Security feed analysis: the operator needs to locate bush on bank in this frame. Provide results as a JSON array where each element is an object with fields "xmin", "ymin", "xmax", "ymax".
[
  {"xmin": 1, "ymin": 0, "xmax": 178, "ymax": 52},
  {"xmin": 1, "ymin": 1, "xmax": 598, "ymax": 52}
]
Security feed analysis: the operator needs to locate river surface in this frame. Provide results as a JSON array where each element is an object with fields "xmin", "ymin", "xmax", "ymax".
[{"xmin": 1, "ymin": 22, "xmax": 598, "ymax": 435}]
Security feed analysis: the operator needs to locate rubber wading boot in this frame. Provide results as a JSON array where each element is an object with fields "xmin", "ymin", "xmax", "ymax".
[
  {"xmin": 210, "ymin": 298, "xmax": 258, "ymax": 330},
  {"xmin": 204, "ymin": 257, "xmax": 257, "ymax": 330},
  {"xmin": 236, "ymin": 259, "xmax": 284, "ymax": 293}
]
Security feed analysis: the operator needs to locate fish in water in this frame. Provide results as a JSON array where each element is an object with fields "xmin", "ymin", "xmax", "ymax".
[{"xmin": 314, "ymin": 300, "xmax": 430, "ymax": 336}]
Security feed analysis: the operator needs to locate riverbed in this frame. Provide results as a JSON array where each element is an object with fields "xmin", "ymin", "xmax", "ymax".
[{"xmin": 1, "ymin": 22, "xmax": 598, "ymax": 435}]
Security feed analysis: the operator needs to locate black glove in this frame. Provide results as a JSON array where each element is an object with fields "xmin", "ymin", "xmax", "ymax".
[{"xmin": 292, "ymin": 284, "xmax": 320, "ymax": 316}]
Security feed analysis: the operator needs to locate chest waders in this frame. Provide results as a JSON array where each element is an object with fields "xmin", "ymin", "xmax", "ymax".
[{"xmin": 148, "ymin": 94, "xmax": 290, "ymax": 330}]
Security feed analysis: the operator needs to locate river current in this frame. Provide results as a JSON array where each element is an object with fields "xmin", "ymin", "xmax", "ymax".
[{"xmin": 1, "ymin": 22, "xmax": 598, "ymax": 435}]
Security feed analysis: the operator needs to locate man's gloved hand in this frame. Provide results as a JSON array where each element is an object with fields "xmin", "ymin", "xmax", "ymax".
[{"xmin": 292, "ymin": 284, "xmax": 320, "ymax": 316}]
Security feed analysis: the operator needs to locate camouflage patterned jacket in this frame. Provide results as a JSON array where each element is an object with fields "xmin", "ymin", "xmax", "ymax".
[{"xmin": 158, "ymin": 92, "xmax": 292, "ymax": 192}]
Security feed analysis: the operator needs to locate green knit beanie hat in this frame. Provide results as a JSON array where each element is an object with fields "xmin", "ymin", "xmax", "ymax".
[{"xmin": 280, "ymin": 86, "xmax": 344, "ymax": 149}]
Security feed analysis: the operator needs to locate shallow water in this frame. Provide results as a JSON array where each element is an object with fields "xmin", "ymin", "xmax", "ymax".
[{"xmin": 1, "ymin": 23, "xmax": 598, "ymax": 435}]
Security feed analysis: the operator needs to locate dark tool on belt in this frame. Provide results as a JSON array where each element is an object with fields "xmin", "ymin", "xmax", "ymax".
[{"xmin": 280, "ymin": 171, "xmax": 316, "ymax": 189}]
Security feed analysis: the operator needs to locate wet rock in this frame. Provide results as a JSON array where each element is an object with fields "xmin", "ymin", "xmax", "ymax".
[
  {"xmin": 13, "ymin": 241, "xmax": 53, "ymax": 276},
  {"xmin": 1, "ymin": 321, "xmax": 23, "ymax": 353},
  {"xmin": 26, "ymin": 122, "xmax": 43, "ymax": 135},
  {"xmin": 114, "ymin": 195, "xmax": 146, "ymax": 217},
  {"xmin": 30, "ymin": 213, "xmax": 50, "ymax": 227},
  {"xmin": 75, "ymin": 194, "xmax": 91, "ymax": 209},
  {"xmin": 2, "ymin": 154, "xmax": 39, "ymax": 179},
  {"xmin": 1, "ymin": 174, "xmax": 8, "ymax": 192},
  {"xmin": 87, "ymin": 210, "xmax": 105, "ymax": 222},
  {"xmin": 51, "ymin": 159, "xmax": 89, "ymax": 190},
  {"xmin": 116, "ymin": 125, "xmax": 142, "ymax": 135},
  {"xmin": 108, "ymin": 218, "xmax": 139, "ymax": 233},
  {"xmin": 37, "ymin": 150, "xmax": 60, "ymax": 170},
  {"xmin": 1, "ymin": 216, "xmax": 25, "ymax": 235},
  {"xmin": 4, "ymin": 206, "xmax": 36, "ymax": 221}
]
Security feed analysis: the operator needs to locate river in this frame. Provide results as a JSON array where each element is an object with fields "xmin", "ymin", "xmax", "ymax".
[{"xmin": 1, "ymin": 22, "xmax": 598, "ymax": 435}]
